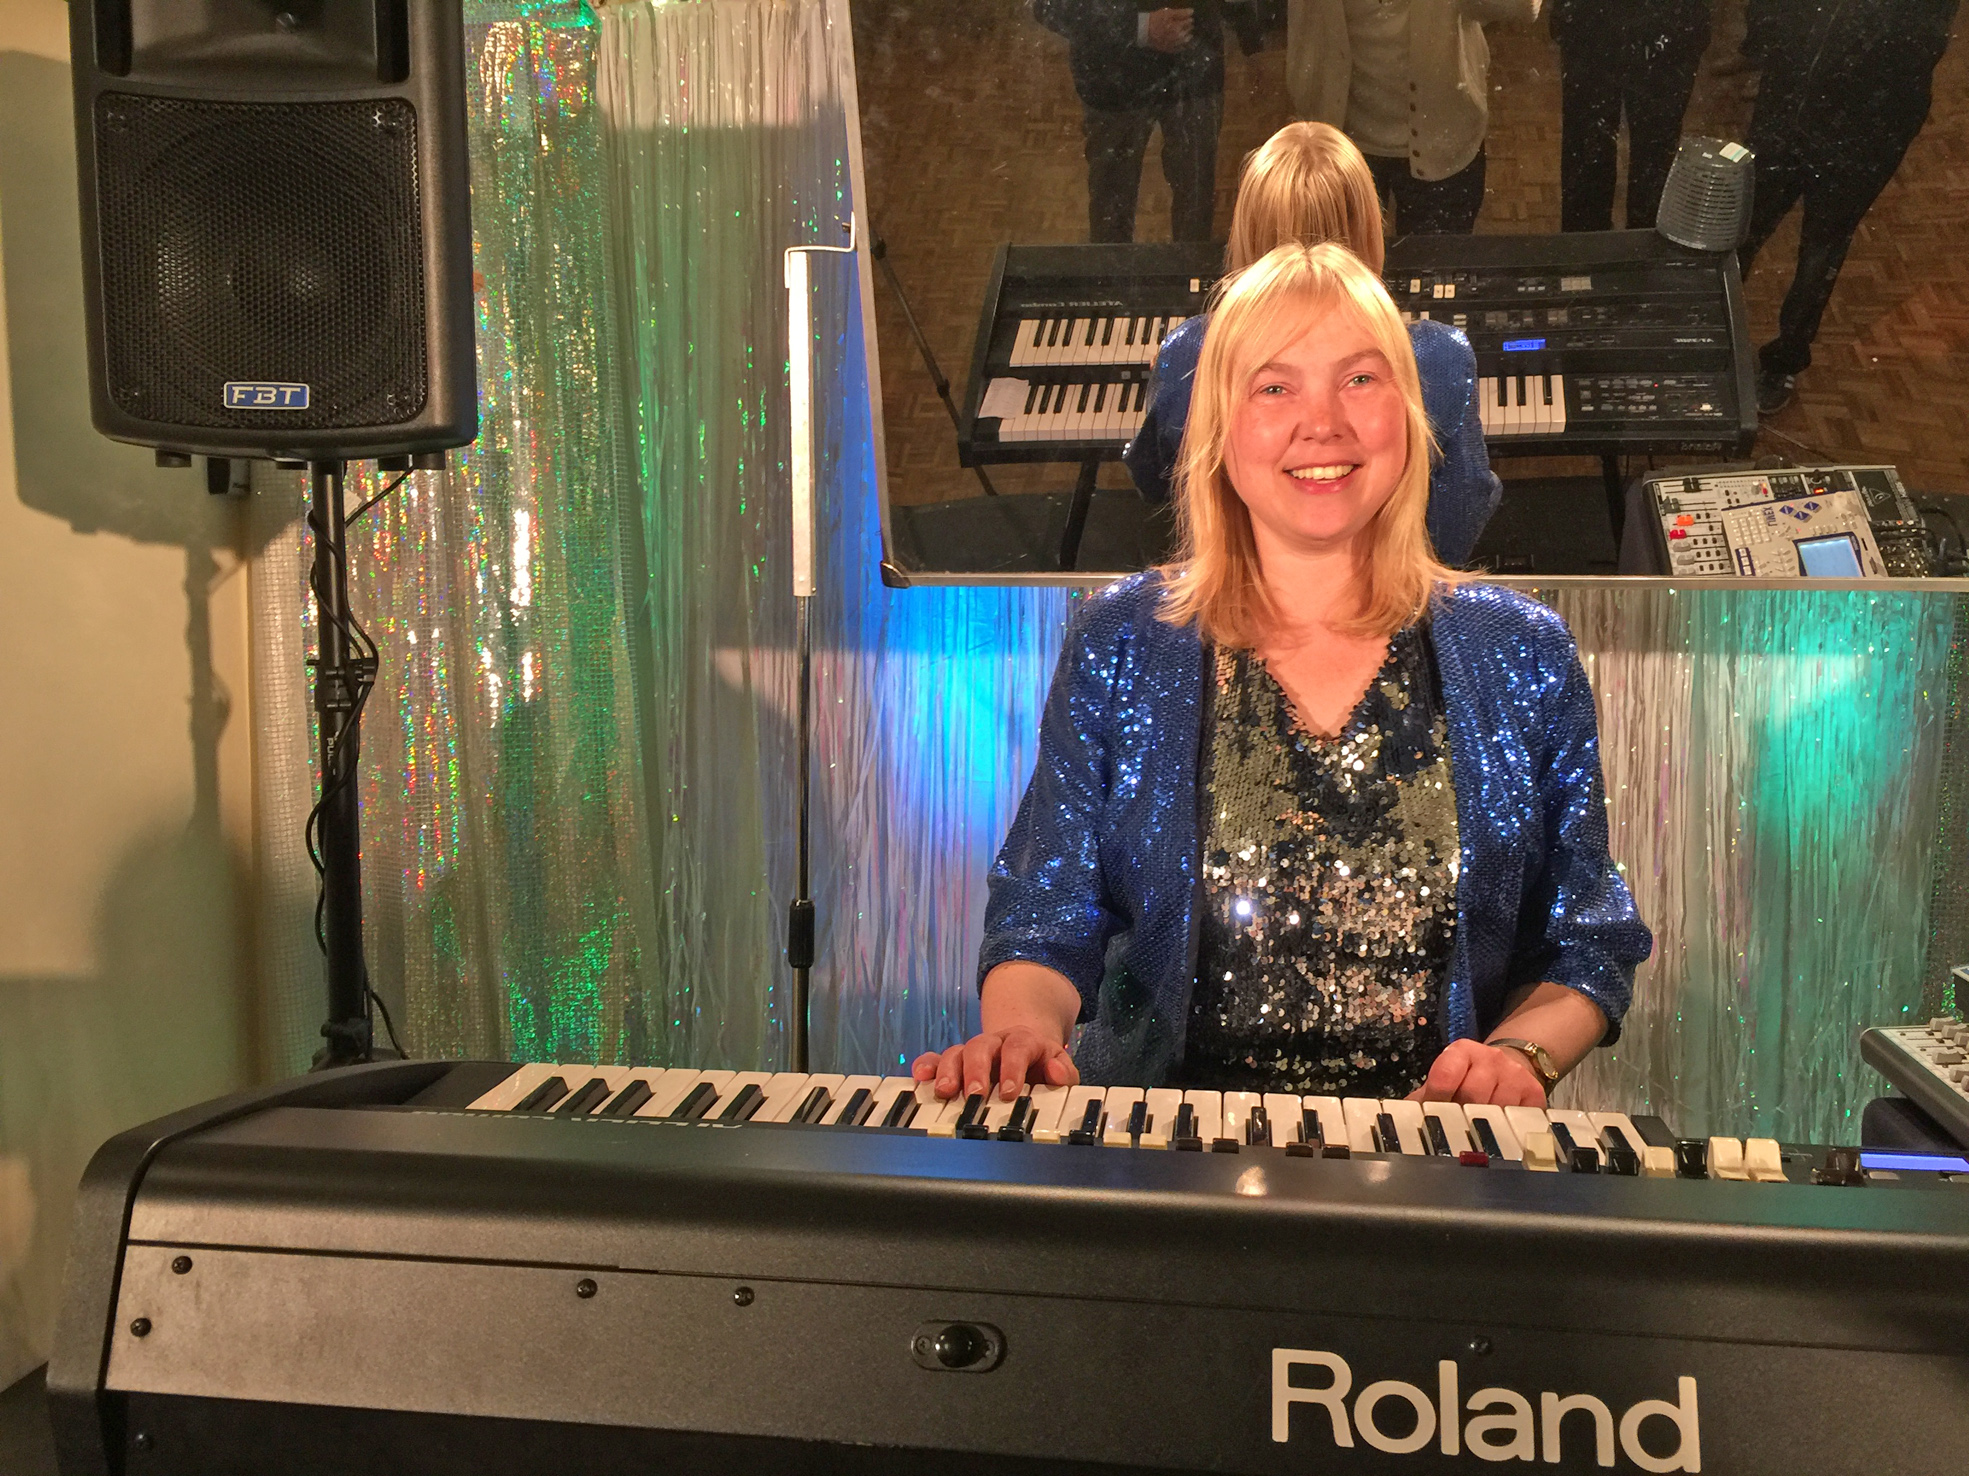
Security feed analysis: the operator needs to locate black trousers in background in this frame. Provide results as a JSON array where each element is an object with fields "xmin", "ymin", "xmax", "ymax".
[
  {"xmin": 1365, "ymin": 148, "xmax": 1487, "ymax": 235},
  {"xmin": 1737, "ymin": 117, "xmax": 1926, "ymax": 375},
  {"xmin": 1083, "ymin": 91, "xmax": 1224, "ymax": 243},
  {"xmin": 1554, "ymin": 0, "xmax": 1712, "ymax": 232}
]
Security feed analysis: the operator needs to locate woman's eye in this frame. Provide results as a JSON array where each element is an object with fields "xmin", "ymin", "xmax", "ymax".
[{"xmin": 1347, "ymin": 372, "xmax": 1376, "ymax": 387}]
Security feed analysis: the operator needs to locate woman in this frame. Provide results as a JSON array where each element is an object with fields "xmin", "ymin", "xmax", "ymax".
[
  {"xmin": 1124, "ymin": 122, "xmax": 1500, "ymax": 566},
  {"xmin": 916, "ymin": 242, "xmax": 1649, "ymax": 1107}
]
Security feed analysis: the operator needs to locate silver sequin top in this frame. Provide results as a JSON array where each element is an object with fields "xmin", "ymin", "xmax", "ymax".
[{"xmin": 1180, "ymin": 626, "xmax": 1460, "ymax": 1096}]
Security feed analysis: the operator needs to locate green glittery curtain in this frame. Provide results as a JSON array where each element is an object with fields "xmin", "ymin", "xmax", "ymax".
[
  {"xmin": 252, "ymin": 0, "xmax": 662, "ymax": 1073},
  {"xmin": 1550, "ymin": 587, "xmax": 1960, "ymax": 1145}
]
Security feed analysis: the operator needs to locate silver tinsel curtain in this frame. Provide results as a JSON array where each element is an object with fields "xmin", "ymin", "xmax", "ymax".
[{"xmin": 247, "ymin": 0, "xmax": 1966, "ymax": 1144}]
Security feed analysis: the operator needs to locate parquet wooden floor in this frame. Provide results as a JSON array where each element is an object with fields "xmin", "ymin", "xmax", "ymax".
[{"xmin": 853, "ymin": 0, "xmax": 1969, "ymax": 510}]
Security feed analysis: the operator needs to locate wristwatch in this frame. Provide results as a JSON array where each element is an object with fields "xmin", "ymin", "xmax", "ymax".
[{"xmin": 1489, "ymin": 1037, "xmax": 1561, "ymax": 1091}]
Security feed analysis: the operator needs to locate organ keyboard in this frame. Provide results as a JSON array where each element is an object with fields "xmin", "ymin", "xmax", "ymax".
[
  {"xmin": 1382, "ymin": 229, "xmax": 1757, "ymax": 458},
  {"xmin": 958, "ymin": 241, "xmax": 1221, "ymax": 466},
  {"xmin": 51, "ymin": 1059, "xmax": 1969, "ymax": 1476}
]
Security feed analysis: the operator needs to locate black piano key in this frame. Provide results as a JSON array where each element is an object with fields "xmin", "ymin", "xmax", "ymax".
[
  {"xmin": 1300, "ymin": 1107, "xmax": 1323, "ymax": 1147},
  {"xmin": 1030, "ymin": 319, "xmax": 1045, "ymax": 349},
  {"xmin": 881, "ymin": 1091, "xmax": 919, "ymax": 1128},
  {"xmin": 1100, "ymin": 318, "xmax": 1114, "ymax": 346},
  {"xmin": 1376, "ymin": 1111, "xmax": 1403, "ymax": 1153},
  {"xmin": 1569, "ymin": 1144, "xmax": 1601, "ymax": 1174},
  {"xmin": 1246, "ymin": 1105, "xmax": 1270, "ymax": 1147},
  {"xmin": 719, "ymin": 1082, "xmax": 766, "ymax": 1122},
  {"xmin": 1549, "ymin": 1120, "xmax": 1578, "ymax": 1159},
  {"xmin": 1425, "ymin": 1115, "xmax": 1455, "ymax": 1156},
  {"xmin": 792, "ymin": 1085, "xmax": 832, "ymax": 1124},
  {"xmin": 1023, "ymin": 381, "xmax": 1040, "ymax": 415},
  {"xmin": 1514, "ymin": 375, "xmax": 1526, "ymax": 407},
  {"xmin": 999, "ymin": 1092, "xmax": 1033, "ymax": 1141},
  {"xmin": 956, "ymin": 1092, "xmax": 987, "ymax": 1130},
  {"xmin": 831, "ymin": 1086, "xmax": 871, "ymax": 1126},
  {"xmin": 670, "ymin": 1081, "xmax": 718, "ymax": 1120},
  {"xmin": 1607, "ymin": 1144, "xmax": 1641, "ymax": 1177},
  {"xmin": 515, "ymin": 1076, "xmax": 569, "ymax": 1113},
  {"xmin": 1471, "ymin": 1117, "xmax": 1504, "ymax": 1158},
  {"xmin": 1126, "ymin": 1098, "xmax": 1148, "ymax": 1138},
  {"xmin": 1603, "ymin": 1123, "xmax": 1639, "ymax": 1161},
  {"xmin": 1124, "ymin": 317, "xmax": 1138, "ymax": 346},
  {"xmin": 1082, "ymin": 319, "xmax": 1098, "ymax": 346},
  {"xmin": 1173, "ymin": 1102, "xmax": 1201, "ymax": 1150},
  {"xmin": 1211, "ymin": 1138, "xmax": 1239, "ymax": 1153},
  {"xmin": 1046, "ymin": 318, "xmax": 1061, "ymax": 347},
  {"xmin": 1065, "ymin": 1098, "xmax": 1103, "ymax": 1145},
  {"xmin": 555, "ymin": 1076, "xmax": 612, "ymax": 1116},
  {"xmin": 1495, "ymin": 376, "xmax": 1507, "ymax": 408},
  {"xmin": 1094, "ymin": 382, "xmax": 1108, "ymax": 413},
  {"xmin": 1076, "ymin": 382, "xmax": 1091, "ymax": 413},
  {"xmin": 1675, "ymin": 1139, "xmax": 1708, "ymax": 1179},
  {"xmin": 1542, "ymin": 375, "xmax": 1554, "ymax": 406},
  {"xmin": 599, "ymin": 1078, "xmax": 653, "ymax": 1118}
]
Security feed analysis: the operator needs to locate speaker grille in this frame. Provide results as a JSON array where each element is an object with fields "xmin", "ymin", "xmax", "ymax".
[{"xmin": 94, "ymin": 93, "xmax": 429, "ymax": 432}]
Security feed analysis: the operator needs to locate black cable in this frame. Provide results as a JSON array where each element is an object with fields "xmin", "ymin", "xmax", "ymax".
[
  {"xmin": 367, "ymin": 977, "xmax": 407, "ymax": 1057},
  {"xmin": 348, "ymin": 470, "xmax": 410, "ymax": 525}
]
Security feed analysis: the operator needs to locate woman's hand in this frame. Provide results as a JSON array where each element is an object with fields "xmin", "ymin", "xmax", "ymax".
[
  {"xmin": 1408, "ymin": 1038, "xmax": 1547, "ymax": 1107},
  {"xmin": 911, "ymin": 1027, "xmax": 1080, "ymax": 1101},
  {"xmin": 911, "ymin": 961, "xmax": 1084, "ymax": 1100}
]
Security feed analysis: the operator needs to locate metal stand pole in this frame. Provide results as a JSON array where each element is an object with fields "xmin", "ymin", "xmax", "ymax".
[{"xmin": 309, "ymin": 460, "xmax": 374, "ymax": 1067}]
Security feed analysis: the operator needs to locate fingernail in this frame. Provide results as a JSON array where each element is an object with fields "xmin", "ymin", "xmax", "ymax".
[{"xmin": 968, "ymin": 1081, "xmax": 984, "ymax": 1097}]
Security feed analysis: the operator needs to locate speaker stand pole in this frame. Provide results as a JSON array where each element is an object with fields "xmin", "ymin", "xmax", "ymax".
[{"xmin": 309, "ymin": 459, "xmax": 376, "ymax": 1068}]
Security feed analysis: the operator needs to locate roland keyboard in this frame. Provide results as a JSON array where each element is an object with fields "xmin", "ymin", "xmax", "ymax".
[
  {"xmin": 1382, "ymin": 230, "xmax": 1757, "ymax": 457},
  {"xmin": 957, "ymin": 241, "xmax": 1222, "ymax": 465},
  {"xmin": 51, "ymin": 1060, "xmax": 1969, "ymax": 1476}
]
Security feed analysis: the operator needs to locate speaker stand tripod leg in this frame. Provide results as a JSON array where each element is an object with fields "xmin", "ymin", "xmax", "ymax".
[{"xmin": 308, "ymin": 460, "xmax": 376, "ymax": 1069}]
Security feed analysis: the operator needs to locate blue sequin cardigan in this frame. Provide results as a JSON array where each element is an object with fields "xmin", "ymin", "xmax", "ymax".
[
  {"xmin": 977, "ymin": 572, "xmax": 1653, "ymax": 1087},
  {"xmin": 1122, "ymin": 315, "xmax": 1503, "ymax": 567}
]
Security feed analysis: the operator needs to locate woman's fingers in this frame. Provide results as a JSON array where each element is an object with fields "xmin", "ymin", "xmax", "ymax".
[
  {"xmin": 1414, "ymin": 1043, "xmax": 1473, "ymax": 1102},
  {"xmin": 909, "ymin": 1052, "xmax": 941, "ymax": 1082},
  {"xmin": 932, "ymin": 1043, "xmax": 968, "ymax": 1098},
  {"xmin": 1042, "ymin": 1044, "xmax": 1081, "ymax": 1087},
  {"xmin": 996, "ymin": 1032, "xmax": 1038, "ymax": 1098},
  {"xmin": 959, "ymin": 1034, "xmax": 1005, "ymax": 1099}
]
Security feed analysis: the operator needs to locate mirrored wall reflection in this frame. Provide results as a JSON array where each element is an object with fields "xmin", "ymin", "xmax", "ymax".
[{"xmin": 851, "ymin": 0, "xmax": 1969, "ymax": 580}]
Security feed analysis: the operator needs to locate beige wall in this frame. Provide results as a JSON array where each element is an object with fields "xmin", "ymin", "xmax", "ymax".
[{"xmin": 0, "ymin": 0, "xmax": 258, "ymax": 1386}]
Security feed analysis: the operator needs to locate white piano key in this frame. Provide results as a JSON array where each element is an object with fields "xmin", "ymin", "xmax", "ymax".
[
  {"xmin": 1531, "ymin": 374, "xmax": 1554, "ymax": 435},
  {"xmin": 1010, "ymin": 318, "xmax": 1042, "ymax": 368},
  {"xmin": 1504, "ymin": 1105, "xmax": 1552, "ymax": 1147},
  {"xmin": 1027, "ymin": 1082, "xmax": 1075, "ymax": 1142},
  {"xmin": 1102, "ymin": 1086, "xmax": 1146, "ymax": 1146},
  {"xmin": 1181, "ymin": 1089, "xmax": 1222, "ymax": 1143},
  {"xmin": 1222, "ymin": 1091, "xmax": 1262, "ymax": 1145},
  {"xmin": 754, "ymin": 1071, "xmax": 816, "ymax": 1123},
  {"xmin": 770, "ymin": 1072, "xmax": 843, "ymax": 1122},
  {"xmin": 1502, "ymin": 376, "xmax": 1524, "ymax": 434},
  {"xmin": 1461, "ymin": 1103, "xmax": 1523, "ymax": 1160},
  {"xmin": 1263, "ymin": 1093, "xmax": 1302, "ymax": 1147},
  {"xmin": 1304, "ymin": 1095, "xmax": 1346, "ymax": 1147},
  {"xmin": 1378, "ymin": 1099, "xmax": 1430, "ymax": 1155},
  {"xmin": 645, "ymin": 1068, "xmax": 732, "ymax": 1118},
  {"xmin": 1545, "ymin": 1108, "xmax": 1606, "ymax": 1166},
  {"xmin": 1744, "ymin": 1137, "xmax": 1786, "ymax": 1182},
  {"xmin": 1340, "ymin": 1097, "xmax": 1381, "ymax": 1153},
  {"xmin": 1708, "ymin": 1136, "xmax": 1748, "ymax": 1181},
  {"xmin": 1422, "ymin": 1101, "xmax": 1474, "ymax": 1153},
  {"xmin": 924, "ymin": 1088, "xmax": 974, "ymax": 1138},
  {"xmin": 469, "ymin": 1061, "xmax": 561, "ymax": 1111},
  {"xmin": 1141, "ymin": 1087, "xmax": 1184, "ymax": 1149},
  {"xmin": 1550, "ymin": 373, "xmax": 1568, "ymax": 433},
  {"xmin": 1522, "ymin": 1131, "xmax": 1561, "ymax": 1171},
  {"xmin": 1643, "ymin": 1144, "xmax": 1677, "ymax": 1178},
  {"xmin": 1061, "ymin": 317, "xmax": 1090, "ymax": 365},
  {"xmin": 1476, "ymin": 376, "xmax": 1498, "ymax": 437},
  {"xmin": 982, "ymin": 1092, "xmax": 1022, "ymax": 1134}
]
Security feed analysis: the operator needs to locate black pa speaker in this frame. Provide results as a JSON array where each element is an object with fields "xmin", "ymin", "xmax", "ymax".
[{"xmin": 69, "ymin": 0, "xmax": 477, "ymax": 461}]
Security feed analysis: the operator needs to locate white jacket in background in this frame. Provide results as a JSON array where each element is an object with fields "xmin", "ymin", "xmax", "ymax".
[{"xmin": 1287, "ymin": 0, "xmax": 1543, "ymax": 181}]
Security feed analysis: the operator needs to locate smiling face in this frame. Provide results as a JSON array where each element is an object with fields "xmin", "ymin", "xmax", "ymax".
[{"xmin": 1220, "ymin": 304, "xmax": 1410, "ymax": 564}]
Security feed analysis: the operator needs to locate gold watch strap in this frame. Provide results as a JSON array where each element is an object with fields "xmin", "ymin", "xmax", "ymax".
[{"xmin": 1489, "ymin": 1037, "xmax": 1560, "ymax": 1089}]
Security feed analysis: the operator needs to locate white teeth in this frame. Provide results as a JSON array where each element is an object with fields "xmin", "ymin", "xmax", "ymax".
[{"xmin": 1289, "ymin": 464, "xmax": 1357, "ymax": 482}]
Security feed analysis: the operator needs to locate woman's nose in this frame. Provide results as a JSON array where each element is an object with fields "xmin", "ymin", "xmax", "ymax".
[{"xmin": 1294, "ymin": 382, "xmax": 1344, "ymax": 439}]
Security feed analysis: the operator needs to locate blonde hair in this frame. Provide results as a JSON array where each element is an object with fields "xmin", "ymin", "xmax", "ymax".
[
  {"xmin": 1159, "ymin": 241, "xmax": 1455, "ymax": 647},
  {"xmin": 1226, "ymin": 122, "xmax": 1386, "ymax": 274}
]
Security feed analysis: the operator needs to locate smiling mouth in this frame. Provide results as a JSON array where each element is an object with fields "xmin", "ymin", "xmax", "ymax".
[{"xmin": 1287, "ymin": 464, "xmax": 1358, "ymax": 483}]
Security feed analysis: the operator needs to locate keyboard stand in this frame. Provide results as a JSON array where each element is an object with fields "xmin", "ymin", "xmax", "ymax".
[{"xmin": 1058, "ymin": 457, "xmax": 1100, "ymax": 571}]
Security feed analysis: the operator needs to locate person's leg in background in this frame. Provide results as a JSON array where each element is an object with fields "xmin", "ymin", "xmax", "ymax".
[
  {"xmin": 1370, "ymin": 149, "xmax": 1487, "ymax": 235},
  {"xmin": 1621, "ymin": 0, "xmax": 1713, "ymax": 228},
  {"xmin": 1160, "ymin": 88, "xmax": 1225, "ymax": 242},
  {"xmin": 1555, "ymin": 0, "xmax": 1626, "ymax": 231},
  {"xmin": 1757, "ymin": 125, "xmax": 1922, "ymax": 403},
  {"xmin": 1083, "ymin": 105, "xmax": 1159, "ymax": 242}
]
